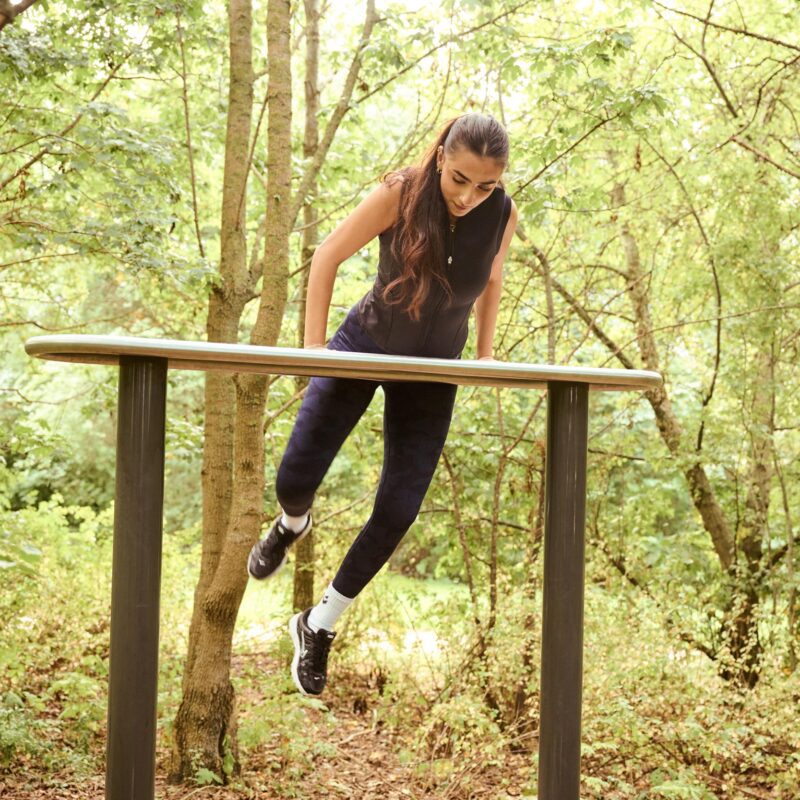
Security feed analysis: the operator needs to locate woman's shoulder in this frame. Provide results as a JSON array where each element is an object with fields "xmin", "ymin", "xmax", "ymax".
[
  {"xmin": 471, "ymin": 184, "xmax": 509, "ymax": 221},
  {"xmin": 382, "ymin": 165, "xmax": 414, "ymax": 181},
  {"xmin": 493, "ymin": 184, "xmax": 514, "ymax": 219},
  {"xmin": 377, "ymin": 168, "xmax": 413, "ymax": 234},
  {"xmin": 380, "ymin": 167, "xmax": 413, "ymax": 193},
  {"xmin": 492, "ymin": 183, "xmax": 509, "ymax": 202}
]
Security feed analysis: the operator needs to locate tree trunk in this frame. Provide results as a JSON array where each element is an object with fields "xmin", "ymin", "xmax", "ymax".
[
  {"xmin": 773, "ymin": 452, "xmax": 797, "ymax": 672},
  {"xmin": 610, "ymin": 174, "xmax": 770, "ymax": 686},
  {"xmin": 292, "ymin": 0, "xmax": 321, "ymax": 614},
  {"xmin": 171, "ymin": 0, "xmax": 380, "ymax": 780},
  {"xmin": 721, "ymin": 346, "xmax": 774, "ymax": 687},
  {"xmin": 442, "ymin": 451, "xmax": 482, "ymax": 633},
  {"xmin": 510, "ymin": 438, "xmax": 545, "ymax": 751},
  {"xmin": 183, "ymin": 0, "xmax": 257, "ymax": 683},
  {"xmin": 611, "ymin": 180, "xmax": 736, "ymax": 571},
  {"xmin": 168, "ymin": 0, "xmax": 290, "ymax": 782}
]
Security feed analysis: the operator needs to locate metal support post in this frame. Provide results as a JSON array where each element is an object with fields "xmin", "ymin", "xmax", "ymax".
[
  {"xmin": 538, "ymin": 381, "xmax": 589, "ymax": 799},
  {"xmin": 106, "ymin": 357, "xmax": 168, "ymax": 800}
]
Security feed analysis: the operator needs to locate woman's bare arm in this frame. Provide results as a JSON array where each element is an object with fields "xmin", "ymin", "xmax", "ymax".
[
  {"xmin": 304, "ymin": 179, "xmax": 402, "ymax": 347},
  {"xmin": 474, "ymin": 198, "xmax": 518, "ymax": 359}
]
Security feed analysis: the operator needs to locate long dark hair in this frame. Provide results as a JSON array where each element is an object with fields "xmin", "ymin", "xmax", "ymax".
[{"xmin": 379, "ymin": 113, "xmax": 509, "ymax": 321}]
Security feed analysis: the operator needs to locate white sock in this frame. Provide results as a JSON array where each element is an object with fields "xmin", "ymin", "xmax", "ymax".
[
  {"xmin": 307, "ymin": 583, "xmax": 354, "ymax": 632},
  {"xmin": 280, "ymin": 510, "xmax": 310, "ymax": 533}
]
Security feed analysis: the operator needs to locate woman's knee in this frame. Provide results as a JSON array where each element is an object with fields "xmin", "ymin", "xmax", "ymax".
[{"xmin": 274, "ymin": 462, "xmax": 315, "ymax": 515}]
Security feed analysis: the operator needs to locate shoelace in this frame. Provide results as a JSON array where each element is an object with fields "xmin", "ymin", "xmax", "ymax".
[
  {"xmin": 302, "ymin": 627, "xmax": 335, "ymax": 677},
  {"xmin": 260, "ymin": 520, "xmax": 296, "ymax": 552},
  {"xmin": 274, "ymin": 521, "xmax": 296, "ymax": 543},
  {"xmin": 278, "ymin": 516, "xmax": 311, "ymax": 542}
]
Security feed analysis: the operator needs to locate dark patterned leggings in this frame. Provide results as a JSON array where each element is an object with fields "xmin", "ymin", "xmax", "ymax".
[{"xmin": 275, "ymin": 304, "xmax": 458, "ymax": 598}]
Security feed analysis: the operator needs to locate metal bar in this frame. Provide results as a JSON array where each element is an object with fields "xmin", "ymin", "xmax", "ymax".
[
  {"xmin": 24, "ymin": 334, "xmax": 662, "ymax": 392},
  {"xmin": 106, "ymin": 356, "xmax": 168, "ymax": 800},
  {"xmin": 538, "ymin": 381, "xmax": 589, "ymax": 799},
  {"xmin": 21, "ymin": 334, "xmax": 651, "ymax": 796}
]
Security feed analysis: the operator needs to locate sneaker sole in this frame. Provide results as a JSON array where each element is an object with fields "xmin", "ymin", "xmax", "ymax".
[
  {"xmin": 246, "ymin": 519, "xmax": 313, "ymax": 582},
  {"xmin": 289, "ymin": 611, "xmax": 311, "ymax": 696}
]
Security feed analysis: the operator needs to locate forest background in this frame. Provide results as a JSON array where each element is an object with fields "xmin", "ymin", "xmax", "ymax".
[{"xmin": 1, "ymin": 0, "xmax": 799, "ymax": 798}]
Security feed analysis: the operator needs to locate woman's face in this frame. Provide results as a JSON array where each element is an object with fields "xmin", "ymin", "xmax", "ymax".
[{"xmin": 436, "ymin": 145, "xmax": 505, "ymax": 218}]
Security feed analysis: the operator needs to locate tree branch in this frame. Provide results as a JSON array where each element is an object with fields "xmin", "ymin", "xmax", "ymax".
[
  {"xmin": 0, "ymin": 58, "xmax": 129, "ymax": 192},
  {"xmin": 590, "ymin": 519, "xmax": 719, "ymax": 661},
  {"xmin": 642, "ymin": 138, "xmax": 722, "ymax": 453},
  {"xmin": 356, "ymin": 0, "xmax": 536, "ymax": 106},
  {"xmin": 650, "ymin": 1, "xmax": 800, "ymax": 53},
  {"xmin": 176, "ymin": 12, "xmax": 205, "ymax": 259},
  {"xmin": 665, "ymin": 23, "xmax": 739, "ymax": 117},
  {"xmin": 516, "ymin": 113, "xmax": 620, "ymax": 194},
  {"xmin": 729, "ymin": 135, "xmax": 800, "ymax": 180},
  {"xmin": 238, "ymin": 86, "xmax": 269, "ymax": 232},
  {"xmin": 290, "ymin": 0, "xmax": 379, "ymax": 223},
  {"xmin": 0, "ymin": 0, "xmax": 39, "ymax": 31},
  {"xmin": 517, "ymin": 224, "xmax": 638, "ymax": 370}
]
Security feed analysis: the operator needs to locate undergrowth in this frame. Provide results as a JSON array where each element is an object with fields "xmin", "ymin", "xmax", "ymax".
[{"xmin": 2, "ymin": 502, "xmax": 799, "ymax": 798}]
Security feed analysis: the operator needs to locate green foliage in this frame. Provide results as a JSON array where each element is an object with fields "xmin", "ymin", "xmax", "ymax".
[
  {"xmin": 2, "ymin": 0, "xmax": 799, "ymax": 793},
  {"xmin": 0, "ymin": 693, "xmax": 46, "ymax": 768},
  {"xmin": 415, "ymin": 692, "xmax": 504, "ymax": 760},
  {"xmin": 194, "ymin": 767, "xmax": 223, "ymax": 786},
  {"xmin": 235, "ymin": 659, "xmax": 339, "ymax": 796}
]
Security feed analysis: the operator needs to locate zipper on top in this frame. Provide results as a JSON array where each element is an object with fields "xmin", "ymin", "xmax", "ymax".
[{"xmin": 447, "ymin": 218, "xmax": 456, "ymax": 266}]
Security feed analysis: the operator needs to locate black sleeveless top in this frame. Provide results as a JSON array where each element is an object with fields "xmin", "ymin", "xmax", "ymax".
[{"xmin": 356, "ymin": 186, "xmax": 512, "ymax": 359}]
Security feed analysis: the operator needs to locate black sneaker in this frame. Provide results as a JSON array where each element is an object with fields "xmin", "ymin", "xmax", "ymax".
[
  {"xmin": 247, "ymin": 513, "xmax": 312, "ymax": 580},
  {"xmin": 289, "ymin": 608, "xmax": 336, "ymax": 696}
]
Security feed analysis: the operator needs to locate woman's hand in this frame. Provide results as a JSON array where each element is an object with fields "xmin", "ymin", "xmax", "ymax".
[
  {"xmin": 478, "ymin": 355, "xmax": 497, "ymax": 362},
  {"xmin": 304, "ymin": 343, "xmax": 327, "ymax": 350}
]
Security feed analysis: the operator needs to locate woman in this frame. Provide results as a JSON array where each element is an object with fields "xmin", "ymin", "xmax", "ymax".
[{"xmin": 248, "ymin": 112, "xmax": 518, "ymax": 696}]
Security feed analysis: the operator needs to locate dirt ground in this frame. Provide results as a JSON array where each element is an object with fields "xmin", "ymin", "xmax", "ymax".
[{"xmin": 2, "ymin": 650, "xmax": 534, "ymax": 800}]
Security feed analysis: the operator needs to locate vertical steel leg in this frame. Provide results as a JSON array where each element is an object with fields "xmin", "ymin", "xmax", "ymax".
[
  {"xmin": 538, "ymin": 381, "xmax": 589, "ymax": 799},
  {"xmin": 106, "ymin": 357, "xmax": 168, "ymax": 800}
]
